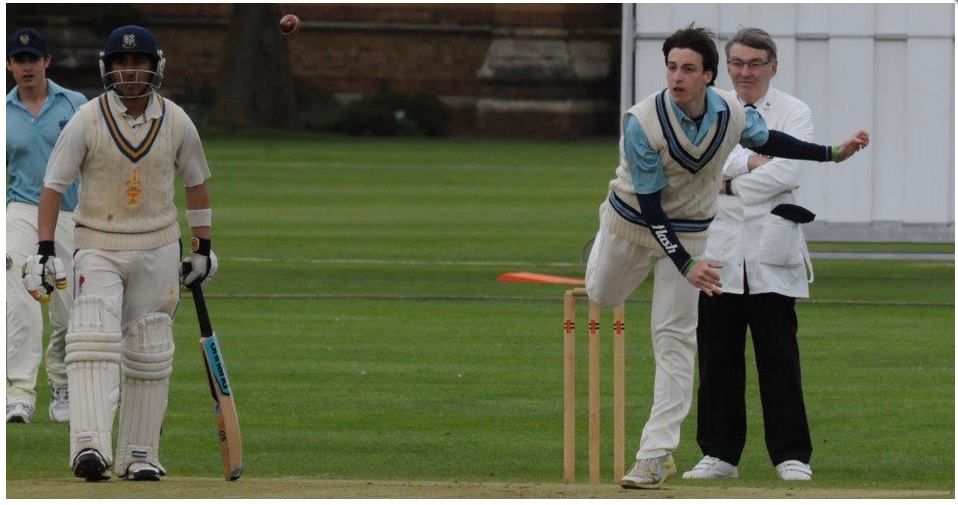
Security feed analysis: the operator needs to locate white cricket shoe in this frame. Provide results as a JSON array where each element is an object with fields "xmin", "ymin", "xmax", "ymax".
[
  {"xmin": 126, "ymin": 461, "xmax": 163, "ymax": 481},
  {"xmin": 6, "ymin": 402, "xmax": 33, "ymax": 423},
  {"xmin": 620, "ymin": 454, "xmax": 677, "ymax": 489},
  {"xmin": 776, "ymin": 460, "xmax": 812, "ymax": 481},
  {"xmin": 682, "ymin": 455, "xmax": 738, "ymax": 479},
  {"xmin": 49, "ymin": 383, "xmax": 70, "ymax": 423}
]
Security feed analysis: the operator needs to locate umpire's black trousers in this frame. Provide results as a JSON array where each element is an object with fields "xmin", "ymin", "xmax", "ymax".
[{"xmin": 694, "ymin": 285, "xmax": 812, "ymax": 466}]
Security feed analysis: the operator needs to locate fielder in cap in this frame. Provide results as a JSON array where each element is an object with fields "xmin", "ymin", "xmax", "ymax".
[
  {"xmin": 6, "ymin": 27, "xmax": 86, "ymax": 424},
  {"xmin": 581, "ymin": 24, "xmax": 869, "ymax": 490},
  {"xmin": 24, "ymin": 24, "xmax": 217, "ymax": 482}
]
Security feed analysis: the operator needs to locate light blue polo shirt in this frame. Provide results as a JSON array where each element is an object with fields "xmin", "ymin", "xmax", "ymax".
[
  {"xmin": 6, "ymin": 79, "xmax": 86, "ymax": 210},
  {"xmin": 624, "ymin": 86, "xmax": 768, "ymax": 195}
]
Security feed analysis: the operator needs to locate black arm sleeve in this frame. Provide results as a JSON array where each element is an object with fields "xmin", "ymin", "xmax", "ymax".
[
  {"xmin": 636, "ymin": 191, "xmax": 695, "ymax": 275},
  {"xmin": 752, "ymin": 129, "xmax": 831, "ymax": 162}
]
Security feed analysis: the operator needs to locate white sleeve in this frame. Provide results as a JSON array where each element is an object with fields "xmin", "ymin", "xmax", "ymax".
[
  {"xmin": 175, "ymin": 109, "xmax": 211, "ymax": 188},
  {"xmin": 44, "ymin": 112, "xmax": 86, "ymax": 193},
  {"xmin": 730, "ymin": 101, "xmax": 814, "ymax": 206},
  {"xmin": 722, "ymin": 144, "xmax": 750, "ymax": 179}
]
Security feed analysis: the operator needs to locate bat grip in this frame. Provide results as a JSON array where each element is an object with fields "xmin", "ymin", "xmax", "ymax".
[{"xmin": 190, "ymin": 283, "xmax": 214, "ymax": 338}]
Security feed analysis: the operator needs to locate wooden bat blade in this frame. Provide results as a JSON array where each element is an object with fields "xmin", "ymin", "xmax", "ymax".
[{"xmin": 201, "ymin": 332, "xmax": 243, "ymax": 481}]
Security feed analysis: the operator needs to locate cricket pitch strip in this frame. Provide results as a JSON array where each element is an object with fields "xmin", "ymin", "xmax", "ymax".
[{"xmin": 7, "ymin": 477, "xmax": 953, "ymax": 499}]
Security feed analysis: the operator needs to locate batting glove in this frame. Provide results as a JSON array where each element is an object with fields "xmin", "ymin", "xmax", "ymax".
[
  {"xmin": 181, "ymin": 237, "xmax": 218, "ymax": 288},
  {"xmin": 21, "ymin": 240, "xmax": 67, "ymax": 303}
]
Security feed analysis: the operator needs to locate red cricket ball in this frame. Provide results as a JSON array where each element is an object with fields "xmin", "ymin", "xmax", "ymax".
[{"xmin": 279, "ymin": 14, "xmax": 300, "ymax": 36}]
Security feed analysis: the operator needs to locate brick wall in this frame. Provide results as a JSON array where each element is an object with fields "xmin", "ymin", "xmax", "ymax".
[{"xmin": 7, "ymin": 4, "xmax": 621, "ymax": 139}]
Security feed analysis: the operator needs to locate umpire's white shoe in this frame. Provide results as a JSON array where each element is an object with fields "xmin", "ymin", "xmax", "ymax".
[
  {"xmin": 620, "ymin": 454, "xmax": 677, "ymax": 489},
  {"xmin": 682, "ymin": 456, "xmax": 738, "ymax": 479},
  {"xmin": 6, "ymin": 402, "xmax": 33, "ymax": 423},
  {"xmin": 49, "ymin": 383, "xmax": 70, "ymax": 423},
  {"xmin": 125, "ymin": 462, "xmax": 164, "ymax": 481},
  {"xmin": 776, "ymin": 460, "xmax": 812, "ymax": 481}
]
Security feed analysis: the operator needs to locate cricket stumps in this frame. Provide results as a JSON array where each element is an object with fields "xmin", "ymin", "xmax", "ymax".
[{"xmin": 563, "ymin": 288, "xmax": 625, "ymax": 485}]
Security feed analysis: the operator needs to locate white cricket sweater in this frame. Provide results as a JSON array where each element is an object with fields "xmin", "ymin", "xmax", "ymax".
[{"xmin": 72, "ymin": 94, "xmax": 183, "ymax": 250}]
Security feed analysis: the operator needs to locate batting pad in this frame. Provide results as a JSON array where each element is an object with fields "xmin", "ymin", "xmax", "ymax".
[
  {"xmin": 65, "ymin": 295, "xmax": 122, "ymax": 469},
  {"xmin": 115, "ymin": 313, "xmax": 174, "ymax": 476}
]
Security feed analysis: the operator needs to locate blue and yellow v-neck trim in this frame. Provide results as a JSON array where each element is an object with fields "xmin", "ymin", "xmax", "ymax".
[{"xmin": 98, "ymin": 94, "xmax": 165, "ymax": 163}]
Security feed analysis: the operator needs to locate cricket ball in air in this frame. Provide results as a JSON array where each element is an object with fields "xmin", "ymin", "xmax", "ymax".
[{"xmin": 279, "ymin": 14, "xmax": 300, "ymax": 36}]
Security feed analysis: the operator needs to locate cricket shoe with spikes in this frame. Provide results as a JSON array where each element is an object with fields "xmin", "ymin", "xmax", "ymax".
[
  {"xmin": 49, "ymin": 383, "xmax": 70, "ymax": 423},
  {"xmin": 620, "ymin": 454, "xmax": 677, "ymax": 489},
  {"xmin": 73, "ymin": 449, "xmax": 111, "ymax": 482},
  {"xmin": 6, "ymin": 402, "xmax": 33, "ymax": 423},
  {"xmin": 126, "ymin": 462, "xmax": 165, "ymax": 481}
]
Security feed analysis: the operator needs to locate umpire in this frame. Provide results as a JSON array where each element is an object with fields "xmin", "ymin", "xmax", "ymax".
[{"xmin": 683, "ymin": 27, "xmax": 816, "ymax": 481}]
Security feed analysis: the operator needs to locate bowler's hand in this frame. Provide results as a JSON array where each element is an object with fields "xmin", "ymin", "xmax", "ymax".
[
  {"xmin": 832, "ymin": 130, "xmax": 870, "ymax": 162},
  {"xmin": 685, "ymin": 259, "xmax": 723, "ymax": 296}
]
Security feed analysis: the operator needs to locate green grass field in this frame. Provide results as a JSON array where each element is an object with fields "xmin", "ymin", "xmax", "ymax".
[{"xmin": 7, "ymin": 136, "xmax": 954, "ymax": 498}]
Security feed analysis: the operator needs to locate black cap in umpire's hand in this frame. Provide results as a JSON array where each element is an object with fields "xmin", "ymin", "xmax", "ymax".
[
  {"xmin": 771, "ymin": 203, "xmax": 816, "ymax": 224},
  {"xmin": 7, "ymin": 28, "xmax": 47, "ymax": 58}
]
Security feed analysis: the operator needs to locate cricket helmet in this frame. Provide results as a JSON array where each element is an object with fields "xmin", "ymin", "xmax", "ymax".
[{"xmin": 98, "ymin": 25, "xmax": 165, "ymax": 97}]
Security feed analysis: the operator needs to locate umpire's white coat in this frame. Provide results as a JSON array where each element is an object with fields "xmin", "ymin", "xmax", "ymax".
[{"xmin": 705, "ymin": 87, "xmax": 814, "ymax": 298}]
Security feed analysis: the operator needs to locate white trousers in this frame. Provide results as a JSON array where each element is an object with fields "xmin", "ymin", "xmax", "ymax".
[
  {"xmin": 6, "ymin": 202, "xmax": 75, "ymax": 407},
  {"xmin": 69, "ymin": 242, "xmax": 181, "ymax": 467},
  {"xmin": 73, "ymin": 243, "xmax": 181, "ymax": 331},
  {"xmin": 585, "ymin": 226, "xmax": 699, "ymax": 460}
]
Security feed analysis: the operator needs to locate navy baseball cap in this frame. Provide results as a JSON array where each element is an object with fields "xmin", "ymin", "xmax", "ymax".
[{"xmin": 7, "ymin": 28, "xmax": 47, "ymax": 58}]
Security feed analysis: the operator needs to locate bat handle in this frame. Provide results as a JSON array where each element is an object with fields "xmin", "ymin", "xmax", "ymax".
[{"xmin": 190, "ymin": 282, "xmax": 214, "ymax": 338}]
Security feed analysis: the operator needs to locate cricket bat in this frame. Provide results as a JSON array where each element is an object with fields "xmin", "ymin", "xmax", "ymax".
[{"xmin": 190, "ymin": 282, "xmax": 243, "ymax": 481}]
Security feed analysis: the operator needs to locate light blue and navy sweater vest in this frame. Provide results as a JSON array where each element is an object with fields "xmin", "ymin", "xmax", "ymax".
[{"xmin": 601, "ymin": 87, "xmax": 746, "ymax": 256}]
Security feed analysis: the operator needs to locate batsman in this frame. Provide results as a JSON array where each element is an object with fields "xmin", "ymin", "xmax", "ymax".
[{"xmin": 23, "ymin": 25, "xmax": 217, "ymax": 481}]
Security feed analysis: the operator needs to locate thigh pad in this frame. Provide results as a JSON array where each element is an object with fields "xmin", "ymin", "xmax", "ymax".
[
  {"xmin": 122, "ymin": 313, "xmax": 174, "ymax": 380},
  {"xmin": 65, "ymin": 295, "xmax": 122, "ymax": 364}
]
